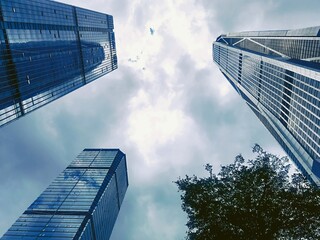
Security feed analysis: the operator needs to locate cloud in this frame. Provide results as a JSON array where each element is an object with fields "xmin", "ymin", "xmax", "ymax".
[
  {"xmin": 0, "ymin": 0, "xmax": 304, "ymax": 239},
  {"xmin": 199, "ymin": 0, "xmax": 320, "ymax": 34}
]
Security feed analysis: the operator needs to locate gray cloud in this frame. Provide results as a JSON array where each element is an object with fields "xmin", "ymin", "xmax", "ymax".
[
  {"xmin": 0, "ymin": 0, "xmax": 309, "ymax": 239},
  {"xmin": 199, "ymin": 0, "xmax": 320, "ymax": 35}
]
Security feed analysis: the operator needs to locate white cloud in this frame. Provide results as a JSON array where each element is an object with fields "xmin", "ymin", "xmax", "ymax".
[
  {"xmin": 128, "ymin": 90, "xmax": 186, "ymax": 158},
  {"xmin": 1, "ymin": 0, "xmax": 317, "ymax": 239}
]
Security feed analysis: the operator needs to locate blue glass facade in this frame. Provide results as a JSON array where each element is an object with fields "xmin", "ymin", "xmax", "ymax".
[
  {"xmin": 213, "ymin": 26, "xmax": 320, "ymax": 186},
  {"xmin": 0, "ymin": 0, "xmax": 117, "ymax": 127},
  {"xmin": 1, "ymin": 149, "xmax": 128, "ymax": 239}
]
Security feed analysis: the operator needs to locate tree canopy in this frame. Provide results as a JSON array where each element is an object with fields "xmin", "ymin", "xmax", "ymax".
[{"xmin": 175, "ymin": 144, "xmax": 320, "ymax": 240}]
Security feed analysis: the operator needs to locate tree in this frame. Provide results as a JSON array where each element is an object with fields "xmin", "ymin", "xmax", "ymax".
[{"xmin": 175, "ymin": 144, "xmax": 320, "ymax": 240}]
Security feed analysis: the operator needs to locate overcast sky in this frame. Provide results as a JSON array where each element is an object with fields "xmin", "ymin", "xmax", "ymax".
[{"xmin": 0, "ymin": 0, "xmax": 319, "ymax": 239}]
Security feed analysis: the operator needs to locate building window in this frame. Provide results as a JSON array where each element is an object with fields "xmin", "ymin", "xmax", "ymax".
[{"xmin": 26, "ymin": 75, "xmax": 30, "ymax": 84}]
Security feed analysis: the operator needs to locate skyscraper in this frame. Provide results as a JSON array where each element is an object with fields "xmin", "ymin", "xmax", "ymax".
[
  {"xmin": 2, "ymin": 149, "xmax": 128, "ymax": 239},
  {"xmin": 0, "ymin": 0, "xmax": 117, "ymax": 127},
  {"xmin": 213, "ymin": 26, "xmax": 320, "ymax": 186}
]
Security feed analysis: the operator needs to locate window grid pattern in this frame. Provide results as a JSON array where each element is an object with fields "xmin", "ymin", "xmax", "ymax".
[
  {"xmin": 2, "ymin": 149, "xmax": 128, "ymax": 239},
  {"xmin": 29, "ymin": 168, "xmax": 108, "ymax": 212},
  {"xmin": 79, "ymin": 219, "xmax": 94, "ymax": 240},
  {"xmin": 214, "ymin": 43, "xmax": 319, "ymax": 160},
  {"xmin": 234, "ymin": 38, "xmax": 320, "ymax": 62},
  {"xmin": 92, "ymin": 174, "xmax": 119, "ymax": 240},
  {"xmin": 253, "ymin": 38, "xmax": 320, "ymax": 61},
  {"xmin": 248, "ymin": 101, "xmax": 313, "ymax": 180},
  {"xmin": 0, "ymin": 0, "xmax": 117, "ymax": 127},
  {"xmin": 2, "ymin": 214, "xmax": 85, "ymax": 239},
  {"xmin": 213, "ymin": 34, "xmax": 320, "ymax": 184}
]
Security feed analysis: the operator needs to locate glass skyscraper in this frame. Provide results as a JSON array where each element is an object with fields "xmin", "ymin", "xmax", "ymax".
[
  {"xmin": 2, "ymin": 149, "xmax": 128, "ymax": 239},
  {"xmin": 213, "ymin": 26, "xmax": 320, "ymax": 186},
  {"xmin": 0, "ymin": 0, "xmax": 117, "ymax": 127}
]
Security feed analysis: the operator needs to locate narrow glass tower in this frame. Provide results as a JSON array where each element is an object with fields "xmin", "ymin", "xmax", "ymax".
[
  {"xmin": 2, "ymin": 149, "xmax": 128, "ymax": 239},
  {"xmin": 0, "ymin": 0, "xmax": 118, "ymax": 127},
  {"xmin": 213, "ymin": 26, "xmax": 320, "ymax": 186}
]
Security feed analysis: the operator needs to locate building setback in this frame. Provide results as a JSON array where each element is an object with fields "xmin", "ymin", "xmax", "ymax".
[
  {"xmin": 213, "ymin": 26, "xmax": 320, "ymax": 186},
  {"xmin": 0, "ymin": 0, "xmax": 117, "ymax": 127},
  {"xmin": 2, "ymin": 149, "xmax": 128, "ymax": 239}
]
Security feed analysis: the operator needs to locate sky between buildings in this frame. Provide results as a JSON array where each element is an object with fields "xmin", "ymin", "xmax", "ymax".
[{"xmin": 0, "ymin": 0, "xmax": 319, "ymax": 239}]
